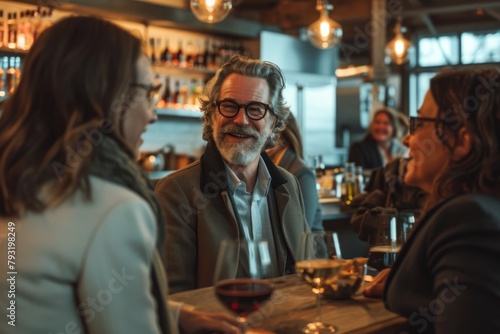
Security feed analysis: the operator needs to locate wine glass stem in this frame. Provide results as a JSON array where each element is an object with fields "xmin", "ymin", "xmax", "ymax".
[
  {"xmin": 315, "ymin": 292, "xmax": 323, "ymax": 323},
  {"xmin": 238, "ymin": 316, "xmax": 248, "ymax": 332}
]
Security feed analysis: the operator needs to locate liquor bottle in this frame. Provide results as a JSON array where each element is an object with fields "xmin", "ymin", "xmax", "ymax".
[
  {"xmin": 14, "ymin": 57, "xmax": 21, "ymax": 88},
  {"xmin": 0, "ymin": 10, "xmax": 5, "ymax": 48},
  {"xmin": 161, "ymin": 76, "xmax": 171, "ymax": 107},
  {"xmin": 172, "ymin": 80, "xmax": 180, "ymax": 105},
  {"xmin": 185, "ymin": 40, "xmax": 194, "ymax": 68},
  {"xmin": 6, "ymin": 57, "xmax": 16, "ymax": 95},
  {"xmin": 210, "ymin": 40, "xmax": 219, "ymax": 69},
  {"xmin": 195, "ymin": 39, "xmax": 204, "ymax": 68},
  {"xmin": 177, "ymin": 40, "xmax": 185, "ymax": 68},
  {"xmin": 149, "ymin": 38, "xmax": 156, "ymax": 64},
  {"xmin": 180, "ymin": 82, "xmax": 188, "ymax": 106},
  {"xmin": 341, "ymin": 162, "xmax": 357, "ymax": 210},
  {"xmin": 160, "ymin": 38, "xmax": 172, "ymax": 65},
  {"xmin": 202, "ymin": 38, "xmax": 210, "ymax": 68},
  {"xmin": 7, "ymin": 12, "xmax": 17, "ymax": 49},
  {"xmin": 188, "ymin": 79, "xmax": 197, "ymax": 106},
  {"xmin": 0, "ymin": 65, "xmax": 5, "ymax": 97}
]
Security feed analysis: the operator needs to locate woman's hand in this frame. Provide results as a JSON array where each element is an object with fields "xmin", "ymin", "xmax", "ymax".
[
  {"xmin": 178, "ymin": 306, "xmax": 242, "ymax": 334},
  {"xmin": 363, "ymin": 268, "xmax": 391, "ymax": 298}
]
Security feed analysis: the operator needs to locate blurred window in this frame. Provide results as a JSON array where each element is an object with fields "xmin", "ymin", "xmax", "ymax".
[
  {"xmin": 410, "ymin": 29, "xmax": 499, "ymax": 115},
  {"xmin": 418, "ymin": 35, "xmax": 460, "ymax": 67},
  {"xmin": 461, "ymin": 31, "xmax": 500, "ymax": 64}
]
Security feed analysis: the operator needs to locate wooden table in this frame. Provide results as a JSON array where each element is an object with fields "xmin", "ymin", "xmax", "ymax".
[{"xmin": 170, "ymin": 275, "xmax": 407, "ymax": 333}]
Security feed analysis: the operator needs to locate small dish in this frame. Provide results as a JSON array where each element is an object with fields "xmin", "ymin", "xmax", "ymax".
[{"xmin": 323, "ymin": 258, "xmax": 368, "ymax": 300}]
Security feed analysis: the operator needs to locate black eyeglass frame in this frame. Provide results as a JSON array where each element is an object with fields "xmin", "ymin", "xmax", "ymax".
[
  {"xmin": 409, "ymin": 116, "xmax": 448, "ymax": 135},
  {"xmin": 214, "ymin": 99, "xmax": 271, "ymax": 121}
]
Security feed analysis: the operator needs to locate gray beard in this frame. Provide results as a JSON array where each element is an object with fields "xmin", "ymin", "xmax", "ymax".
[{"xmin": 214, "ymin": 127, "xmax": 268, "ymax": 166}]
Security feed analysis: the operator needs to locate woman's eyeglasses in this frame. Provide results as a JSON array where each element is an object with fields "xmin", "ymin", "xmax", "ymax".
[
  {"xmin": 130, "ymin": 83, "xmax": 163, "ymax": 107},
  {"xmin": 214, "ymin": 99, "xmax": 271, "ymax": 121},
  {"xmin": 409, "ymin": 116, "xmax": 447, "ymax": 134}
]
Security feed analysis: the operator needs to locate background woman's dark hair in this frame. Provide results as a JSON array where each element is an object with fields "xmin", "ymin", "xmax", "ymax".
[
  {"xmin": 426, "ymin": 67, "xmax": 500, "ymax": 209},
  {"xmin": 0, "ymin": 16, "xmax": 143, "ymax": 217}
]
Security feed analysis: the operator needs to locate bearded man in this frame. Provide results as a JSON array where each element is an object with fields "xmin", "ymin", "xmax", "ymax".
[{"xmin": 155, "ymin": 55, "xmax": 310, "ymax": 293}]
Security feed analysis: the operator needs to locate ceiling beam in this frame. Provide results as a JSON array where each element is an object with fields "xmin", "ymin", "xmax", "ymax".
[
  {"xmin": 420, "ymin": 14, "xmax": 437, "ymax": 35},
  {"xmin": 401, "ymin": 1, "xmax": 500, "ymax": 17},
  {"xmin": 484, "ymin": 8, "xmax": 500, "ymax": 21}
]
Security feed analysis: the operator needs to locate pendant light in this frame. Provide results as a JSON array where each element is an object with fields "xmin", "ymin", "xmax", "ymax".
[
  {"xmin": 385, "ymin": 18, "xmax": 413, "ymax": 65},
  {"xmin": 307, "ymin": 0, "xmax": 343, "ymax": 49},
  {"xmin": 190, "ymin": 0, "xmax": 233, "ymax": 24}
]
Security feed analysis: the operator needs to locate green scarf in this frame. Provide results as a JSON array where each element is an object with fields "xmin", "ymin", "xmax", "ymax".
[{"xmin": 88, "ymin": 135, "xmax": 165, "ymax": 251}]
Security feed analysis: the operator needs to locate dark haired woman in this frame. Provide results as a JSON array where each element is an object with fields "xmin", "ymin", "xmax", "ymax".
[{"xmin": 377, "ymin": 68, "xmax": 500, "ymax": 333}]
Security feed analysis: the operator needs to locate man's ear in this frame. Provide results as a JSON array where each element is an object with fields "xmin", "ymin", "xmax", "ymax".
[{"xmin": 453, "ymin": 127, "xmax": 472, "ymax": 159}]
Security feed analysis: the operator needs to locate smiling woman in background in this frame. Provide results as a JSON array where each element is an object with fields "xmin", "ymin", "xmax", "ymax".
[
  {"xmin": 348, "ymin": 107, "xmax": 407, "ymax": 170},
  {"xmin": 0, "ymin": 16, "xmax": 238, "ymax": 334},
  {"xmin": 371, "ymin": 68, "xmax": 500, "ymax": 333}
]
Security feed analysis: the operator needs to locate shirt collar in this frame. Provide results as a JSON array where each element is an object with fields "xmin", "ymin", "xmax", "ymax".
[{"xmin": 224, "ymin": 156, "xmax": 272, "ymax": 198}]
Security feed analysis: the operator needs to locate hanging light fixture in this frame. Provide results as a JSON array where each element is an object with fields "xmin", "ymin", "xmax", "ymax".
[
  {"xmin": 307, "ymin": 0, "xmax": 343, "ymax": 49},
  {"xmin": 190, "ymin": 0, "xmax": 233, "ymax": 24},
  {"xmin": 385, "ymin": 18, "xmax": 413, "ymax": 65}
]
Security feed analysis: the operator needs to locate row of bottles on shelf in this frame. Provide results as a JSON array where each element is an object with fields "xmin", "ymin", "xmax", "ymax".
[
  {"xmin": 0, "ymin": 56, "xmax": 21, "ymax": 98},
  {"xmin": 156, "ymin": 76, "xmax": 205, "ymax": 111},
  {"xmin": 0, "ymin": 6, "xmax": 54, "ymax": 50},
  {"xmin": 149, "ymin": 37, "xmax": 249, "ymax": 71}
]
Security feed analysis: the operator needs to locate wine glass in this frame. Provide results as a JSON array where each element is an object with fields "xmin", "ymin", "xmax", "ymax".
[
  {"xmin": 213, "ymin": 239, "xmax": 274, "ymax": 332},
  {"xmin": 367, "ymin": 212, "xmax": 401, "ymax": 272},
  {"xmin": 296, "ymin": 231, "xmax": 343, "ymax": 333},
  {"xmin": 399, "ymin": 210, "xmax": 418, "ymax": 244}
]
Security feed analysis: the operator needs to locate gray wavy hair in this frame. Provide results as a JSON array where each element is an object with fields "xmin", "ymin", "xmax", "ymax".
[{"xmin": 199, "ymin": 54, "xmax": 290, "ymax": 149}]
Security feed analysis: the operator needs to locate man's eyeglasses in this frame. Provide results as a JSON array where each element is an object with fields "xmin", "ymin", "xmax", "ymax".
[
  {"xmin": 409, "ymin": 116, "xmax": 448, "ymax": 135},
  {"xmin": 214, "ymin": 99, "xmax": 271, "ymax": 121},
  {"xmin": 130, "ymin": 83, "xmax": 163, "ymax": 107}
]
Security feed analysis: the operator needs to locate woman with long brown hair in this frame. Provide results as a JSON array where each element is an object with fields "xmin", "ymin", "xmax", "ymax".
[
  {"xmin": 0, "ymin": 16, "xmax": 238, "ymax": 334},
  {"xmin": 367, "ymin": 68, "xmax": 500, "ymax": 333}
]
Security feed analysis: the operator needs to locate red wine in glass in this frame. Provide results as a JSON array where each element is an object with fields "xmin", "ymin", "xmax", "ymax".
[{"xmin": 215, "ymin": 278, "xmax": 274, "ymax": 317}]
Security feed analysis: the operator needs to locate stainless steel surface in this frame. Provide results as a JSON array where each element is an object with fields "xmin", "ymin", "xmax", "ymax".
[{"xmin": 260, "ymin": 31, "xmax": 340, "ymax": 166}]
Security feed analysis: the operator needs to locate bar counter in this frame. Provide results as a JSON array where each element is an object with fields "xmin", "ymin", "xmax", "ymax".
[{"xmin": 170, "ymin": 275, "xmax": 406, "ymax": 333}]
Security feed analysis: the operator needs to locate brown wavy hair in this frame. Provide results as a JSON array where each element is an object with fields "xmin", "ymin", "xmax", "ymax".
[
  {"xmin": 0, "ymin": 16, "xmax": 143, "ymax": 217},
  {"xmin": 280, "ymin": 113, "xmax": 304, "ymax": 159},
  {"xmin": 424, "ymin": 67, "xmax": 500, "ymax": 210}
]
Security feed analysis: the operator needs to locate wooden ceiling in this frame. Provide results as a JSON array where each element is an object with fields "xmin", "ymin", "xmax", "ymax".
[{"xmin": 230, "ymin": 0, "xmax": 500, "ymax": 64}]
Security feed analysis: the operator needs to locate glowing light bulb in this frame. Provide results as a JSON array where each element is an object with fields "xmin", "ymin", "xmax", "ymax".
[
  {"xmin": 307, "ymin": 10, "xmax": 343, "ymax": 49},
  {"xmin": 395, "ymin": 40, "xmax": 405, "ymax": 56},
  {"xmin": 190, "ymin": 0, "xmax": 232, "ymax": 24},
  {"xmin": 385, "ymin": 22, "xmax": 413, "ymax": 65}
]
